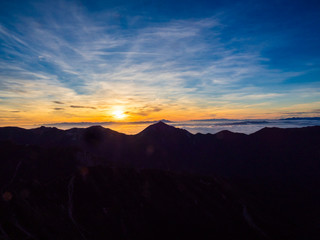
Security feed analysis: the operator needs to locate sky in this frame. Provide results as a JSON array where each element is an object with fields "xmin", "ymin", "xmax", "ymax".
[{"xmin": 0, "ymin": 0, "xmax": 320, "ymax": 126}]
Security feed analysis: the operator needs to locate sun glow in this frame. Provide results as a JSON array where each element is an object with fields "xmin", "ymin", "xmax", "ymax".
[{"xmin": 112, "ymin": 109, "xmax": 126, "ymax": 120}]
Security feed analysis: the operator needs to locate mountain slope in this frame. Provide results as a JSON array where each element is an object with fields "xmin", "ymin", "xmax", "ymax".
[
  {"xmin": 1, "ymin": 122, "xmax": 320, "ymax": 239},
  {"xmin": 0, "ymin": 165, "xmax": 268, "ymax": 240}
]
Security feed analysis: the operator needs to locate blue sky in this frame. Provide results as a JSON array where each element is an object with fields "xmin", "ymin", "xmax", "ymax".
[{"xmin": 0, "ymin": 0, "xmax": 320, "ymax": 125}]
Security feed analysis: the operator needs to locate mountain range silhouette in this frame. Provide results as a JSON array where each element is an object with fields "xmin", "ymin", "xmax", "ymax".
[{"xmin": 1, "ymin": 122, "xmax": 320, "ymax": 239}]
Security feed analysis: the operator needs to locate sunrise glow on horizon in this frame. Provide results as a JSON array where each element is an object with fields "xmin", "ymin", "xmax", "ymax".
[{"xmin": 0, "ymin": 0, "xmax": 319, "ymax": 127}]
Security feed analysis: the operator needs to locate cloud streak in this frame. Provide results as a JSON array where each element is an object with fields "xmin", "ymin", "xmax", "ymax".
[
  {"xmin": 0, "ymin": 0, "xmax": 319, "ymax": 125},
  {"xmin": 53, "ymin": 101, "xmax": 64, "ymax": 104},
  {"xmin": 70, "ymin": 105, "xmax": 96, "ymax": 109}
]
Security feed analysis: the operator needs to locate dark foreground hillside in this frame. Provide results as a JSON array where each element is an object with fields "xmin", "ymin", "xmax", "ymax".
[
  {"xmin": 0, "ymin": 122, "xmax": 320, "ymax": 239},
  {"xmin": 1, "ymin": 165, "xmax": 264, "ymax": 240}
]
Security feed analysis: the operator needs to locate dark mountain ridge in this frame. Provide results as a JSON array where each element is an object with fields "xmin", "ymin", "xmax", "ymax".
[
  {"xmin": 1, "ymin": 122, "xmax": 320, "ymax": 239},
  {"xmin": 1, "ymin": 122, "xmax": 320, "ymax": 177}
]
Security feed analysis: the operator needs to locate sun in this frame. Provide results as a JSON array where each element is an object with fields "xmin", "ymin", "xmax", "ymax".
[{"xmin": 112, "ymin": 109, "xmax": 126, "ymax": 120}]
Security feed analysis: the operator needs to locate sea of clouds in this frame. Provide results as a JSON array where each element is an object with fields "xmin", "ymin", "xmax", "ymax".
[{"xmin": 39, "ymin": 118, "xmax": 320, "ymax": 135}]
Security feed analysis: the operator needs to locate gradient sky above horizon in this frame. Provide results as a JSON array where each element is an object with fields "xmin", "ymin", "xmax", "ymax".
[{"xmin": 0, "ymin": 0, "xmax": 320, "ymax": 126}]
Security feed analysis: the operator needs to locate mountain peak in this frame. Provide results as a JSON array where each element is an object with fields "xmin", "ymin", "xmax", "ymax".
[
  {"xmin": 214, "ymin": 130, "xmax": 247, "ymax": 141},
  {"xmin": 138, "ymin": 121, "xmax": 182, "ymax": 136},
  {"xmin": 137, "ymin": 121, "xmax": 193, "ymax": 141},
  {"xmin": 142, "ymin": 121, "xmax": 172, "ymax": 131},
  {"xmin": 154, "ymin": 120, "xmax": 169, "ymax": 127},
  {"xmin": 85, "ymin": 125, "xmax": 123, "ymax": 136}
]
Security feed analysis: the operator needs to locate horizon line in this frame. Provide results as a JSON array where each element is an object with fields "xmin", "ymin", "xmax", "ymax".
[
  {"xmin": 1, "ymin": 116, "xmax": 320, "ymax": 128},
  {"xmin": 41, "ymin": 116, "xmax": 320, "ymax": 126}
]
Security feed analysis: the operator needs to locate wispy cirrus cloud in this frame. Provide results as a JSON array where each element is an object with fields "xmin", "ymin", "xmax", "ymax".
[{"xmin": 0, "ymin": 0, "xmax": 319, "ymax": 125}]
